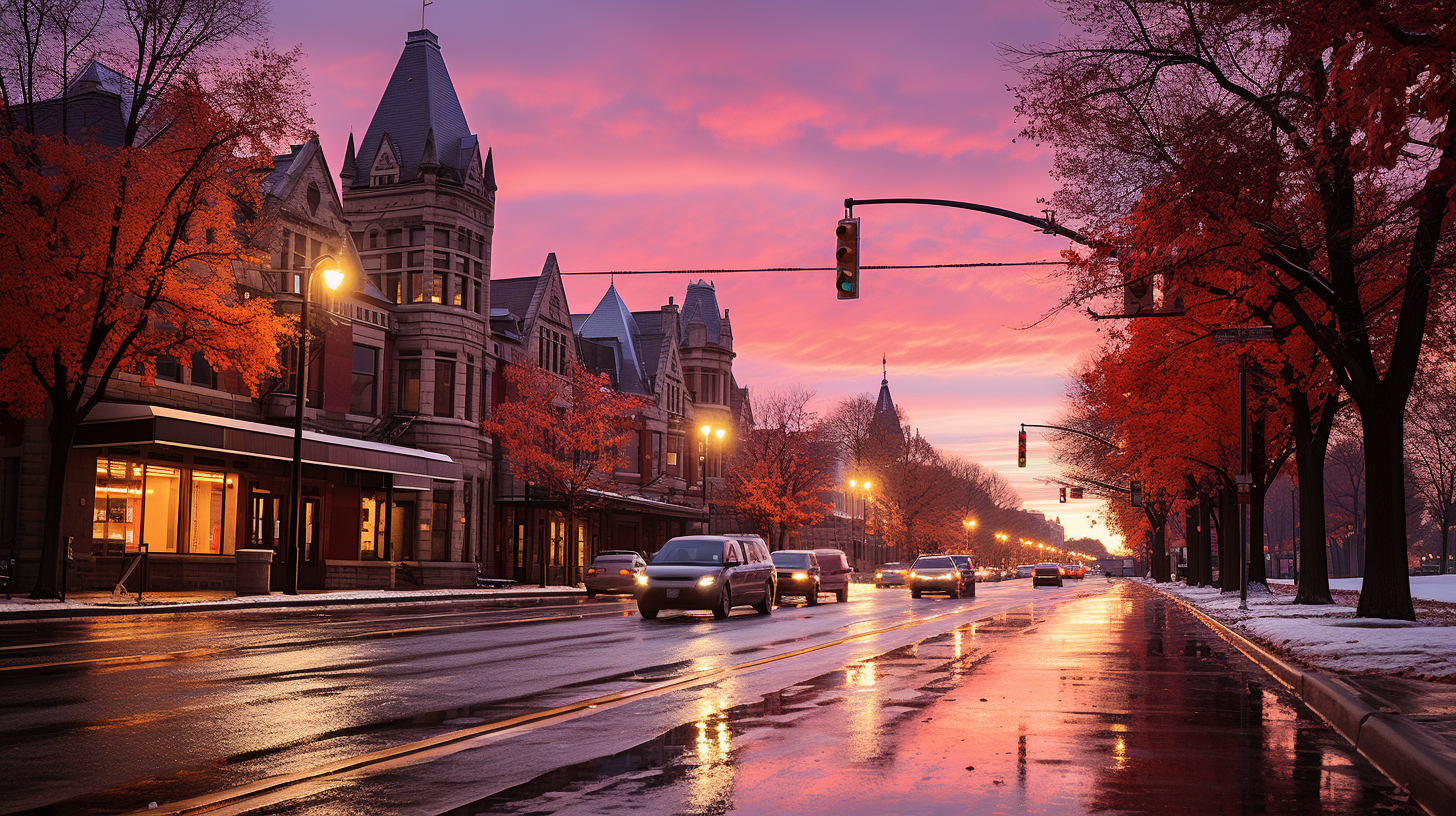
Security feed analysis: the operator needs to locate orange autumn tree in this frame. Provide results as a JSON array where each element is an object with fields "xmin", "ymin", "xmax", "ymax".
[
  {"xmin": 484, "ymin": 359, "xmax": 649, "ymax": 583},
  {"xmin": 721, "ymin": 387, "xmax": 833, "ymax": 549},
  {"xmin": 1, "ymin": 25, "xmax": 309, "ymax": 597}
]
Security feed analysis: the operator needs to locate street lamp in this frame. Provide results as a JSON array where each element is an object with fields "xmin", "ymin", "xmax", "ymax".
[
  {"xmin": 847, "ymin": 479, "xmax": 874, "ymax": 564},
  {"xmin": 700, "ymin": 424, "xmax": 727, "ymax": 534},
  {"xmin": 284, "ymin": 255, "xmax": 346, "ymax": 596},
  {"xmin": 962, "ymin": 518, "xmax": 977, "ymax": 555}
]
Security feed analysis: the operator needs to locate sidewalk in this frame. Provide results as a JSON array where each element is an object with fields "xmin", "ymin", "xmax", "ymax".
[
  {"xmin": 1144, "ymin": 579, "xmax": 1456, "ymax": 816},
  {"xmin": 0, "ymin": 585, "xmax": 588, "ymax": 621}
]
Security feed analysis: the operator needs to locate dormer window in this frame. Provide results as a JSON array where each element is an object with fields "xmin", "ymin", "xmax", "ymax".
[{"xmin": 370, "ymin": 139, "xmax": 398, "ymax": 187}]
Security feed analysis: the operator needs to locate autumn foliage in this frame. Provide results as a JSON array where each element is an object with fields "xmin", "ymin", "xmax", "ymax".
[{"xmin": 721, "ymin": 388, "xmax": 833, "ymax": 547}]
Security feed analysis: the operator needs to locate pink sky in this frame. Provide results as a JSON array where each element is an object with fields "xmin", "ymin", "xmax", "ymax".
[{"xmin": 272, "ymin": 1, "xmax": 1120, "ymax": 551}]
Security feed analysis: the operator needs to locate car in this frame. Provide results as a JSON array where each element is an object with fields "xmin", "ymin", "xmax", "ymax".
[
  {"xmin": 875, "ymin": 562, "xmax": 907, "ymax": 587},
  {"xmin": 812, "ymin": 548, "xmax": 853, "ymax": 602},
  {"xmin": 598, "ymin": 549, "xmax": 642, "ymax": 557},
  {"xmin": 771, "ymin": 550, "xmax": 822, "ymax": 604},
  {"xmin": 945, "ymin": 554, "xmax": 979, "ymax": 596},
  {"xmin": 636, "ymin": 536, "xmax": 775, "ymax": 620},
  {"xmin": 1015, "ymin": 564, "xmax": 1036, "ymax": 579},
  {"xmin": 906, "ymin": 555, "xmax": 973, "ymax": 598},
  {"xmin": 974, "ymin": 566, "xmax": 1000, "ymax": 582},
  {"xmin": 584, "ymin": 553, "xmax": 646, "ymax": 598},
  {"xmin": 1032, "ymin": 563, "xmax": 1064, "ymax": 588},
  {"xmin": 725, "ymin": 534, "xmax": 777, "ymax": 601}
]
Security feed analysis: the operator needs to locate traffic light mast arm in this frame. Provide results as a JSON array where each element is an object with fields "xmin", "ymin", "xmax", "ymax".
[
  {"xmin": 845, "ymin": 197, "xmax": 1101, "ymax": 248},
  {"xmin": 1021, "ymin": 423, "xmax": 1117, "ymax": 449}
]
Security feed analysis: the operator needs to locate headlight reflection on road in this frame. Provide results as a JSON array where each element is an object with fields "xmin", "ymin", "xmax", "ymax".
[{"xmin": 844, "ymin": 662, "xmax": 877, "ymax": 688}]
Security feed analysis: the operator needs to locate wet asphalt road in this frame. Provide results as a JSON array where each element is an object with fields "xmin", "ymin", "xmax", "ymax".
[{"xmin": 0, "ymin": 580, "xmax": 1417, "ymax": 815}]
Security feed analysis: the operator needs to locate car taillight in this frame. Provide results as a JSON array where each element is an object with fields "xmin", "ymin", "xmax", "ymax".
[
  {"xmin": 587, "ymin": 568, "xmax": 597, "ymax": 574},
  {"xmin": 619, "ymin": 569, "xmax": 631, "ymax": 575}
]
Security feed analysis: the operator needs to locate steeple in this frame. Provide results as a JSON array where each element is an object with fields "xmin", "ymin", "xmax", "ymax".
[
  {"xmin": 340, "ymin": 132, "xmax": 357, "ymax": 185},
  {"xmin": 352, "ymin": 28, "xmax": 475, "ymax": 188},
  {"xmin": 872, "ymin": 359, "xmax": 901, "ymax": 437}
]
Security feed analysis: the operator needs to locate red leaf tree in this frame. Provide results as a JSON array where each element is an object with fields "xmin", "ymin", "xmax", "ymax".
[
  {"xmin": 0, "ymin": 4, "xmax": 308, "ymax": 598},
  {"xmin": 721, "ymin": 387, "xmax": 833, "ymax": 548},
  {"xmin": 483, "ymin": 359, "xmax": 649, "ymax": 584}
]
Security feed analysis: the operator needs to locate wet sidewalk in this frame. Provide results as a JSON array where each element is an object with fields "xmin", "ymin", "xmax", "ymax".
[{"xmin": 476, "ymin": 582, "xmax": 1418, "ymax": 815}]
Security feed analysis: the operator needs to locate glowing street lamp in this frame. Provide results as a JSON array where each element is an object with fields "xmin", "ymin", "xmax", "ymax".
[{"xmin": 700, "ymin": 424, "xmax": 728, "ymax": 534}]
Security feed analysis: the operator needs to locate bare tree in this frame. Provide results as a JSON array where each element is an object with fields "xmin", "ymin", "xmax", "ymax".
[
  {"xmin": 721, "ymin": 387, "xmax": 834, "ymax": 549},
  {"xmin": 1407, "ymin": 367, "xmax": 1456, "ymax": 574}
]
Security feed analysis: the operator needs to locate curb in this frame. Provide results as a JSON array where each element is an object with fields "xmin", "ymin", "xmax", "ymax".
[
  {"xmin": 1144, "ymin": 583, "xmax": 1456, "ymax": 816},
  {"xmin": 0, "ymin": 589, "xmax": 590, "ymax": 621}
]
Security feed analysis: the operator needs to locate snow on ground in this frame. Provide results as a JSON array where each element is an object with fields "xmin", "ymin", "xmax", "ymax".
[
  {"xmin": 0, "ymin": 586, "xmax": 584, "ymax": 617},
  {"xmin": 1157, "ymin": 581, "xmax": 1456, "ymax": 681},
  {"xmin": 1269, "ymin": 574, "xmax": 1456, "ymax": 604}
]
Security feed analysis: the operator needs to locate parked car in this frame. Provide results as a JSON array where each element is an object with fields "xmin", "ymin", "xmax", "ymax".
[
  {"xmin": 1032, "ymin": 563, "xmax": 1064, "ymax": 588},
  {"xmin": 636, "ymin": 536, "xmax": 775, "ymax": 620},
  {"xmin": 771, "ymin": 550, "xmax": 822, "ymax": 604},
  {"xmin": 727, "ymin": 534, "xmax": 777, "ymax": 602},
  {"xmin": 1015, "ymin": 564, "xmax": 1036, "ymax": 579},
  {"xmin": 585, "ymin": 553, "xmax": 646, "ymax": 598},
  {"xmin": 906, "ymin": 555, "xmax": 973, "ymax": 599},
  {"xmin": 875, "ymin": 562, "xmax": 907, "ymax": 587},
  {"xmin": 812, "ymin": 548, "xmax": 853, "ymax": 602},
  {"xmin": 974, "ymin": 566, "xmax": 1001, "ymax": 582},
  {"xmin": 946, "ymin": 554, "xmax": 978, "ymax": 596}
]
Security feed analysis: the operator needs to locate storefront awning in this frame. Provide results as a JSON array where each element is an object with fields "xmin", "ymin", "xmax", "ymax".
[{"xmin": 77, "ymin": 403, "xmax": 461, "ymax": 483}]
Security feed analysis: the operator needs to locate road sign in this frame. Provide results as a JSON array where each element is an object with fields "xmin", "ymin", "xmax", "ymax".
[
  {"xmin": 1212, "ymin": 326, "xmax": 1275, "ymax": 345},
  {"xmin": 1069, "ymin": 487, "xmax": 1084, "ymax": 500}
]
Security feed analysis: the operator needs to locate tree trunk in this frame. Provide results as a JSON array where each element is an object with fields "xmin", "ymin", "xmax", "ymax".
[
  {"xmin": 1357, "ymin": 401, "xmax": 1415, "ymax": 620},
  {"xmin": 1185, "ymin": 504, "xmax": 1200, "ymax": 585},
  {"xmin": 1291, "ymin": 392, "xmax": 1334, "ymax": 605},
  {"xmin": 29, "ymin": 415, "xmax": 77, "ymax": 600},
  {"xmin": 1150, "ymin": 511, "xmax": 1169, "ymax": 582},
  {"xmin": 1249, "ymin": 416, "xmax": 1268, "ymax": 587},
  {"xmin": 1442, "ymin": 509, "xmax": 1452, "ymax": 575},
  {"xmin": 1215, "ymin": 487, "xmax": 1234, "ymax": 590},
  {"xmin": 1198, "ymin": 494, "xmax": 1214, "ymax": 587}
]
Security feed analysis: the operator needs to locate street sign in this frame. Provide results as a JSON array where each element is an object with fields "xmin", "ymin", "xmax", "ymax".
[
  {"xmin": 1069, "ymin": 487, "xmax": 1084, "ymax": 500},
  {"xmin": 1212, "ymin": 326, "xmax": 1275, "ymax": 345}
]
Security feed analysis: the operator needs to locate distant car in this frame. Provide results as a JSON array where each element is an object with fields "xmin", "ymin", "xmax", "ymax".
[
  {"xmin": 907, "ymin": 555, "xmax": 973, "ymax": 599},
  {"xmin": 584, "ymin": 553, "xmax": 646, "ymax": 598},
  {"xmin": 1015, "ymin": 564, "xmax": 1036, "ymax": 579},
  {"xmin": 771, "ymin": 550, "xmax": 822, "ymax": 604},
  {"xmin": 875, "ymin": 562, "xmax": 907, "ymax": 587},
  {"xmin": 974, "ymin": 566, "xmax": 1000, "ymax": 582},
  {"xmin": 945, "ymin": 554, "xmax": 978, "ymax": 596},
  {"xmin": 1032, "ymin": 563, "xmax": 1064, "ymax": 588},
  {"xmin": 636, "ymin": 536, "xmax": 775, "ymax": 620},
  {"xmin": 813, "ymin": 548, "xmax": 853, "ymax": 602}
]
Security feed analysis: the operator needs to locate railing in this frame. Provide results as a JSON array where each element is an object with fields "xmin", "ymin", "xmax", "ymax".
[{"xmin": 113, "ymin": 543, "xmax": 149, "ymax": 602}]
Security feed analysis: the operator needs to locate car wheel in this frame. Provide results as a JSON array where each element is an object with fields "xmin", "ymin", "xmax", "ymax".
[
  {"xmin": 712, "ymin": 588, "xmax": 732, "ymax": 620},
  {"xmin": 836, "ymin": 587, "xmax": 848, "ymax": 603},
  {"xmin": 754, "ymin": 583, "xmax": 773, "ymax": 615},
  {"xmin": 911, "ymin": 589, "xmax": 922, "ymax": 599},
  {"xmin": 585, "ymin": 590, "xmax": 597, "ymax": 600},
  {"xmin": 807, "ymin": 584, "xmax": 821, "ymax": 606},
  {"xmin": 967, "ymin": 583, "xmax": 976, "ymax": 598},
  {"xmin": 949, "ymin": 586, "xmax": 960, "ymax": 599},
  {"xmin": 638, "ymin": 604, "xmax": 658, "ymax": 619}
]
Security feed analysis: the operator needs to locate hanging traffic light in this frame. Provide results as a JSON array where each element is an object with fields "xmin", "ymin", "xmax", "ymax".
[
  {"xmin": 1017, "ymin": 428, "xmax": 1027, "ymax": 468},
  {"xmin": 1059, "ymin": 487, "xmax": 1067, "ymax": 503},
  {"xmin": 1130, "ymin": 480, "xmax": 1144, "ymax": 508},
  {"xmin": 835, "ymin": 217, "xmax": 860, "ymax": 299}
]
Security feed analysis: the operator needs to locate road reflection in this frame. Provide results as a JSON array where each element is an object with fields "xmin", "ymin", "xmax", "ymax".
[{"xmin": 457, "ymin": 584, "xmax": 1416, "ymax": 815}]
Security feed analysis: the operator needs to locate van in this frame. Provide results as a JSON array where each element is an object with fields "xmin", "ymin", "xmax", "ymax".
[{"xmin": 812, "ymin": 548, "xmax": 853, "ymax": 602}]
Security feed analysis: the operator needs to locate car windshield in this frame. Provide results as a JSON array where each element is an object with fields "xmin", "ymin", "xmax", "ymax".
[
  {"xmin": 950, "ymin": 556, "xmax": 970, "ymax": 567},
  {"xmin": 913, "ymin": 556, "xmax": 954, "ymax": 570},
  {"xmin": 652, "ymin": 539, "xmax": 725, "ymax": 565},
  {"xmin": 771, "ymin": 552, "xmax": 812, "ymax": 568}
]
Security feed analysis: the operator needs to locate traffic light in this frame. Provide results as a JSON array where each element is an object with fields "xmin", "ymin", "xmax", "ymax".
[
  {"xmin": 1059, "ymin": 487, "xmax": 1067, "ymax": 503},
  {"xmin": 1017, "ymin": 428, "xmax": 1027, "ymax": 468},
  {"xmin": 1130, "ymin": 480, "xmax": 1144, "ymax": 508},
  {"xmin": 835, "ymin": 217, "xmax": 860, "ymax": 299}
]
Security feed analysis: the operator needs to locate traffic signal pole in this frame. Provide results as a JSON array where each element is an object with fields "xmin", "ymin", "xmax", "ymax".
[{"xmin": 845, "ymin": 197, "xmax": 1094, "ymax": 245}]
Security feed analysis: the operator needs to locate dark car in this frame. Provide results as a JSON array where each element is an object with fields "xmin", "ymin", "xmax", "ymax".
[
  {"xmin": 771, "ymin": 550, "xmax": 822, "ymax": 604},
  {"xmin": 812, "ymin": 548, "xmax": 853, "ymax": 602},
  {"xmin": 1032, "ymin": 563, "xmax": 1064, "ymax": 588},
  {"xmin": 946, "ymin": 554, "xmax": 978, "ymax": 596},
  {"xmin": 636, "ymin": 536, "xmax": 775, "ymax": 620},
  {"xmin": 584, "ymin": 553, "xmax": 645, "ymax": 598},
  {"xmin": 875, "ymin": 562, "xmax": 907, "ymax": 587},
  {"xmin": 906, "ymin": 555, "xmax": 972, "ymax": 599}
]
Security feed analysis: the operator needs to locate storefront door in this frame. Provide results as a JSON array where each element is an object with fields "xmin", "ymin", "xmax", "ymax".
[{"xmin": 298, "ymin": 497, "xmax": 324, "ymax": 590}]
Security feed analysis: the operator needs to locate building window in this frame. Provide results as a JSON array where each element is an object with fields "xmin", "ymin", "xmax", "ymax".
[
  {"xmin": 434, "ymin": 359, "xmax": 456, "ymax": 417},
  {"xmin": 430, "ymin": 274, "xmax": 443, "ymax": 304},
  {"xmin": 410, "ymin": 227, "xmax": 425, "ymax": 246},
  {"xmin": 473, "ymin": 280, "xmax": 483, "ymax": 315},
  {"xmin": 400, "ymin": 360, "xmax": 421, "ymax": 413},
  {"xmin": 620, "ymin": 430, "xmax": 641, "ymax": 475},
  {"xmin": 431, "ymin": 489, "xmax": 453, "ymax": 561},
  {"xmin": 453, "ymin": 274, "xmax": 466, "ymax": 308},
  {"xmin": 360, "ymin": 493, "xmax": 382, "ymax": 559},
  {"xmin": 465, "ymin": 364, "xmax": 476, "ymax": 422},
  {"xmin": 155, "ymin": 355, "xmax": 183, "ymax": 383},
  {"xmin": 434, "ymin": 229, "xmax": 450, "ymax": 248},
  {"xmin": 190, "ymin": 352, "xmax": 215, "ymax": 388},
  {"xmin": 93, "ymin": 458, "xmax": 237, "ymax": 557},
  {"xmin": 538, "ymin": 327, "xmax": 568, "ymax": 375},
  {"xmin": 410, "ymin": 271, "xmax": 424, "ymax": 303},
  {"xmin": 384, "ymin": 273, "xmax": 402, "ymax": 303},
  {"xmin": 386, "ymin": 252, "xmax": 402, "ymax": 270},
  {"xmin": 386, "ymin": 228, "xmax": 403, "ymax": 247},
  {"xmin": 351, "ymin": 344, "xmax": 378, "ymax": 415},
  {"xmin": 188, "ymin": 470, "xmax": 231, "ymax": 554}
]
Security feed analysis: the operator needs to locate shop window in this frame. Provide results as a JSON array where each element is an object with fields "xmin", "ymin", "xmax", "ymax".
[
  {"xmin": 400, "ymin": 359, "xmax": 421, "ymax": 413},
  {"xmin": 188, "ymin": 471, "xmax": 232, "ymax": 554},
  {"xmin": 142, "ymin": 465, "xmax": 181, "ymax": 552},
  {"xmin": 351, "ymin": 344, "xmax": 378, "ymax": 415},
  {"xmin": 431, "ymin": 490, "xmax": 452, "ymax": 561},
  {"xmin": 433, "ymin": 359, "xmax": 455, "ymax": 417},
  {"xmin": 360, "ymin": 493, "xmax": 381, "ymax": 559},
  {"xmin": 93, "ymin": 458, "xmax": 143, "ymax": 554}
]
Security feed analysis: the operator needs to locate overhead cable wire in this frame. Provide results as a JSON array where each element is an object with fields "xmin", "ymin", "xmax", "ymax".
[{"xmin": 558, "ymin": 260, "xmax": 1064, "ymax": 276}]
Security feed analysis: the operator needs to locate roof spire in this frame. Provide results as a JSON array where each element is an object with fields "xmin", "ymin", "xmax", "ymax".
[{"xmin": 882, "ymin": 354, "xmax": 887, "ymax": 383}]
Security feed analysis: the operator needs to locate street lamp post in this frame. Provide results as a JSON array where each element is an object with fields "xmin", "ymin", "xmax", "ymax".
[
  {"xmin": 963, "ymin": 518, "xmax": 977, "ymax": 556},
  {"xmin": 700, "ymin": 424, "xmax": 726, "ymax": 535},
  {"xmin": 848, "ymin": 479, "xmax": 873, "ymax": 565},
  {"xmin": 284, "ymin": 256, "xmax": 345, "ymax": 596}
]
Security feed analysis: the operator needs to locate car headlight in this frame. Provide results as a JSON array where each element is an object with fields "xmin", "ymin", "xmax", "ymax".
[
  {"xmin": 634, "ymin": 574, "xmax": 649, "ymax": 586},
  {"xmin": 698, "ymin": 575, "xmax": 716, "ymax": 587},
  {"xmin": 791, "ymin": 571, "xmax": 808, "ymax": 580},
  {"xmin": 908, "ymin": 571, "xmax": 919, "ymax": 579}
]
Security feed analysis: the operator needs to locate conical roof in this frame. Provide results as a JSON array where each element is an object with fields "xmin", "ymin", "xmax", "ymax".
[
  {"xmin": 872, "ymin": 368, "xmax": 901, "ymax": 438},
  {"xmin": 353, "ymin": 29, "xmax": 474, "ymax": 187},
  {"xmin": 680, "ymin": 279, "xmax": 723, "ymax": 345},
  {"xmin": 578, "ymin": 283, "xmax": 647, "ymax": 394}
]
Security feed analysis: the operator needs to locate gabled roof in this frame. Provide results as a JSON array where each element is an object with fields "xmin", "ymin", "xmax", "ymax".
[
  {"xmin": 578, "ymin": 284, "xmax": 647, "ymax": 395},
  {"xmin": 353, "ymin": 29, "xmax": 475, "ymax": 188},
  {"xmin": 262, "ymin": 137, "xmax": 340, "ymax": 211},
  {"xmin": 491, "ymin": 276, "xmax": 539, "ymax": 320},
  {"xmin": 66, "ymin": 59, "xmax": 139, "ymax": 122},
  {"xmin": 630, "ymin": 311, "xmax": 666, "ymax": 382},
  {"xmin": 680, "ymin": 279, "xmax": 723, "ymax": 345}
]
